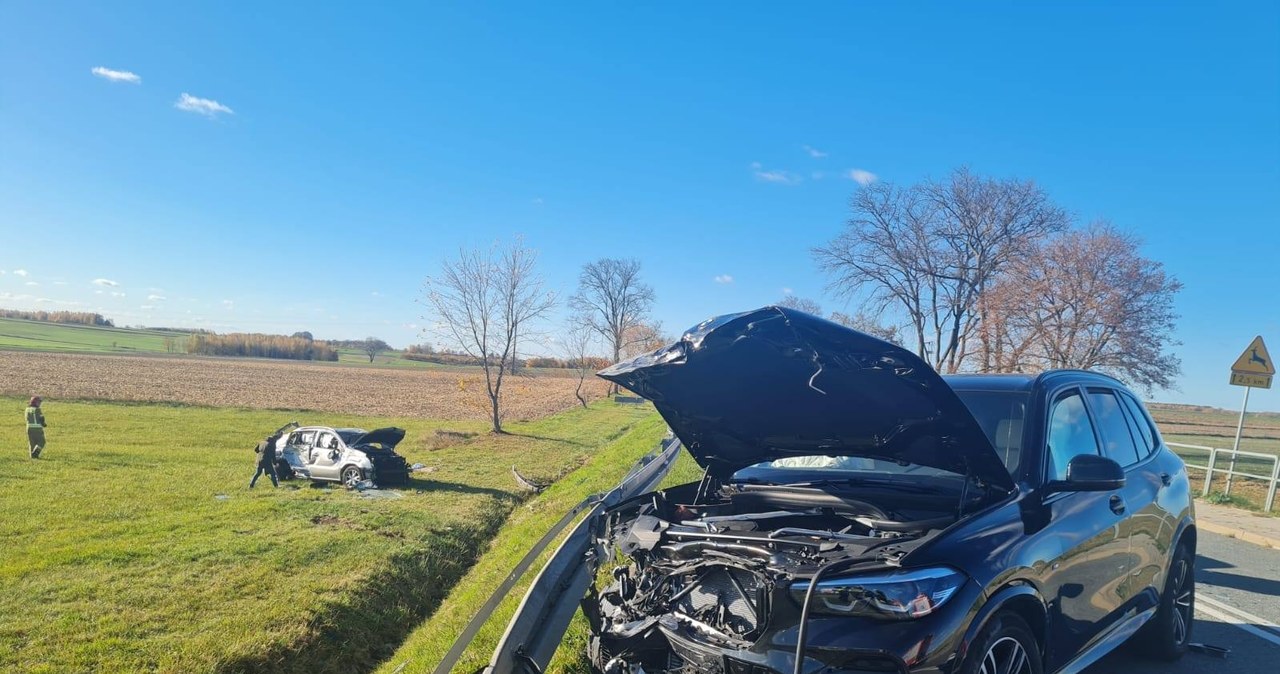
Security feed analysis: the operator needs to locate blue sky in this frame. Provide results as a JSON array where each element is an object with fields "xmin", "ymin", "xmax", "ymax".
[{"xmin": 1, "ymin": 2, "xmax": 1278, "ymax": 410}]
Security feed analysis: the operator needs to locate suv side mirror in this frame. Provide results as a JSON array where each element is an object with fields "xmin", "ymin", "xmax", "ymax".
[{"xmin": 1048, "ymin": 454, "xmax": 1125, "ymax": 493}]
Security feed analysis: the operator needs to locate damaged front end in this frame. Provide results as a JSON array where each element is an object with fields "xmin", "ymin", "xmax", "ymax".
[{"xmin": 584, "ymin": 480, "xmax": 957, "ymax": 674}]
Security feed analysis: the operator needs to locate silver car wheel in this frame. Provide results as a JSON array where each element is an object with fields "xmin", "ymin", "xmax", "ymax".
[
  {"xmin": 1171, "ymin": 557, "xmax": 1193, "ymax": 645},
  {"xmin": 980, "ymin": 636, "xmax": 1032, "ymax": 674},
  {"xmin": 341, "ymin": 466, "xmax": 363, "ymax": 487}
]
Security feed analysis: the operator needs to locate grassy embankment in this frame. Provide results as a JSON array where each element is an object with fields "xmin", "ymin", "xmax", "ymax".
[
  {"xmin": 375, "ymin": 442, "xmax": 704, "ymax": 674},
  {"xmin": 0, "ymin": 396, "xmax": 662, "ymax": 674}
]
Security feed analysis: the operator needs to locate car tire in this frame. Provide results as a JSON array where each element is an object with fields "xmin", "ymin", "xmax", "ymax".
[
  {"xmin": 341, "ymin": 465, "xmax": 363, "ymax": 487},
  {"xmin": 1134, "ymin": 542, "xmax": 1194, "ymax": 661},
  {"xmin": 958, "ymin": 611, "xmax": 1042, "ymax": 674}
]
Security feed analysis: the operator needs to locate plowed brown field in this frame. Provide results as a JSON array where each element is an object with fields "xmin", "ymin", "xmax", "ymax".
[{"xmin": 0, "ymin": 351, "xmax": 608, "ymax": 419}]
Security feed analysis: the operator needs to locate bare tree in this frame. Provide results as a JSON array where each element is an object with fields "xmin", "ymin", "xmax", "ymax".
[
  {"xmin": 362, "ymin": 337, "xmax": 390, "ymax": 363},
  {"xmin": 814, "ymin": 167, "xmax": 1069, "ymax": 372},
  {"xmin": 569, "ymin": 258, "xmax": 655, "ymax": 391},
  {"xmin": 986, "ymin": 223, "xmax": 1182, "ymax": 391},
  {"xmin": 621, "ymin": 320, "xmax": 670, "ymax": 359},
  {"xmin": 828, "ymin": 310, "xmax": 901, "ymax": 345},
  {"xmin": 562, "ymin": 323, "xmax": 599, "ymax": 408},
  {"xmin": 421, "ymin": 239, "xmax": 556, "ymax": 432},
  {"xmin": 777, "ymin": 295, "xmax": 824, "ymax": 315}
]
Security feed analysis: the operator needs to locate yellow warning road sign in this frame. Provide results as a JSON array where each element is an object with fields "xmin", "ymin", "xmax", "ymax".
[
  {"xmin": 1231, "ymin": 336, "xmax": 1275, "ymax": 375},
  {"xmin": 1230, "ymin": 336, "xmax": 1274, "ymax": 389}
]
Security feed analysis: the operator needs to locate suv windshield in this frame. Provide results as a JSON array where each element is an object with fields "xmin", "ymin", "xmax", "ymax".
[{"xmin": 951, "ymin": 390, "xmax": 1030, "ymax": 475}]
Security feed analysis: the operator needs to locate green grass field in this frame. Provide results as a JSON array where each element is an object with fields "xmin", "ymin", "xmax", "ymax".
[
  {"xmin": 0, "ymin": 317, "xmax": 182, "ymax": 354},
  {"xmin": 0, "ymin": 396, "xmax": 662, "ymax": 674},
  {"xmin": 0, "ymin": 318, "xmax": 585, "ymax": 378}
]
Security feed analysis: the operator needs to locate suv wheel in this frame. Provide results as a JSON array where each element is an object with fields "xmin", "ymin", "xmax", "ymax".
[
  {"xmin": 341, "ymin": 466, "xmax": 364, "ymax": 487},
  {"xmin": 1135, "ymin": 543, "xmax": 1194, "ymax": 660},
  {"xmin": 960, "ymin": 611, "xmax": 1042, "ymax": 674}
]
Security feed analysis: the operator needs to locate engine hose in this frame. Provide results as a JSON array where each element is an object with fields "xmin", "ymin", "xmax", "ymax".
[{"xmin": 793, "ymin": 557, "xmax": 861, "ymax": 674}]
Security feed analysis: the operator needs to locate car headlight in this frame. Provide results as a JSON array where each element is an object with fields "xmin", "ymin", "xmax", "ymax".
[{"xmin": 791, "ymin": 566, "xmax": 965, "ymax": 619}]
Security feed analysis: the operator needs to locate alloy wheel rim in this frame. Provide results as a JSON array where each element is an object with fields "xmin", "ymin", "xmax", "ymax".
[
  {"xmin": 343, "ymin": 468, "xmax": 360, "ymax": 486},
  {"xmin": 1172, "ymin": 558, "xmax": 1193, "ymax": 644},
  {"xmin": 979, "ymin": 635, "xmax": 1032, "ymax": 674}
]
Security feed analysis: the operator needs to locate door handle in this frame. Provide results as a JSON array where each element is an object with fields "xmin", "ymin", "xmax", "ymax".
[
  {"xmin": 1109, "ymin": 494, "xmax": 1126, "ymax": 515},
  {"xmin": 1159, "ymin": 472, "xmax": 1172, "ymax": 486}
]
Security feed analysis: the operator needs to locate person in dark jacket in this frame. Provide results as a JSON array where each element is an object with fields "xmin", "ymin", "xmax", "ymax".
[
  {"xmin": 25, "ymin": 396, "xmax": 47, "ymax": 459},
  {"xmin": 250, "ymin": 432, "xmax": 282, "ymax": 488}
]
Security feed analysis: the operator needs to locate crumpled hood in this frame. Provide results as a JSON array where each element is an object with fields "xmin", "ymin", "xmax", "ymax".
[
  {"xmin": 348, "ymin": 427, "xmax": 406, "ymax": 450},
  {"xmin": 597, "ymin": 306, "xmax": 1013, "ymax": 489}
]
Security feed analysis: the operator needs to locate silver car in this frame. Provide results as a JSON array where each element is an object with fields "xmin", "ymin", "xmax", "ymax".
[{"xmin": 274, "ymin": 426, "xmax": 410, "ymax": 487}]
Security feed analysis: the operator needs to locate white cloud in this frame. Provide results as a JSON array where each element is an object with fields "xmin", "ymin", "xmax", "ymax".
[
  {"xmin": 713, "ymin": 274, "xmax": 734, "ymax": 284},
  {"xmin": 531, "ymin": 197, "xmax": 544, "ymax": 206},
  {"xmin": 751, "ymin": 162, "xmax": 802, "ymax": 185},
  {"xmin": 91, "ymin": 66, "xmax": 141, "ymax": 84},
  {"xmin": 847, "ymin": 169, "xmax": 878, "ymax": 186},
  {"xmin": 13, "ymin": 269, "xmax": 28, "ymax": 277},
  {"xmin": 110, "ymin": 291, "xmax": 126, "ymax": 298},
  {"xmin": 370, "ymin": 291, "xmax": 382, "ymax": 297},
  {"xmin": 147, "ymin": 294, "xmax": 166, "ymax": 301},
  {"xmin": 35, "ymin": 298, "xmax": 84, "ymax": 306},
  {"xmin": 782, "ymin": 287, "xmax": 794, "ymax": 295},
  {"xmin": 140, "ymin": 304, "xmax": 155, "ymax": 310},
  {"xmin": 53, "ymin": 281, "xmax": 68, "ymax": 286},
  {"xmin": 25, "ymin": 281, "xmax": 38, "ymax": 287},
  {"xmin": 175, "ymin": 93, "xmax": 234, "ymax": 117},
  {"xmin": 92, "ymin": 278, "xmax": 118, "ymax": 287},
  {"xmin": 221, "ymin": 299, "xmax": 234, "ymax": 308},
  {"xmin": 803, "ymin": 144, "xmax": 828, "ymax": 158}
]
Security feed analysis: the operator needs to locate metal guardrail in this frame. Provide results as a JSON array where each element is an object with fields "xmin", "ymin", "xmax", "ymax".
[
  {"xmin": 425, "ymin": 435, "xmax": 682, "ymax": 674},
  {"xmin": 482, "ymin": 436, "xmax": 681, "ymax": 674},
  {"xmin": 1170, "ymin": 441, "xmax": 1280, "ymax": 512}
]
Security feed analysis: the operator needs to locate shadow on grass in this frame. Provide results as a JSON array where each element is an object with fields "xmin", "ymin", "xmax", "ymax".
[
  {"xmin": 502, "ymin": 431, "xmax": 590, "ymax": 447},
  {"xmin": 214, "ymin": 497, "xmax": 513, "ymax": 674},
  {"xmin": 399, "ymin": 478, "xmax": 515, "ymax": 500}
]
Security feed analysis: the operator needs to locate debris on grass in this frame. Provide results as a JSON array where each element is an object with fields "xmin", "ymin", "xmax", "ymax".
[{"xmin": 512, "ymin": 465, "xmax": 550, "ymax": 492}]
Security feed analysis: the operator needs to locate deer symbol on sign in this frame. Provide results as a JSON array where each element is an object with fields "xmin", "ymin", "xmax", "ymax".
[{"xmin": 1250, "ymin": 347, "xmax": 1268, "ymax": 369}]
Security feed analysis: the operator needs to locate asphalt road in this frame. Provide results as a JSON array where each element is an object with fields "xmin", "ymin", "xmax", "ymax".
[{"xmin": 1083, "ymin": 530, "xmax": 1280, "ymax": 673}]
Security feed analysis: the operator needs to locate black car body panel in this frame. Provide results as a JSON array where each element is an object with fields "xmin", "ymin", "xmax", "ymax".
[
  {"xmin": 586, "ymin": 308, "xmax": 1195, "ymax": 674},
  {"xmin": 597, "ymin": 306, "xmax": 1013, "ymax": 490}
]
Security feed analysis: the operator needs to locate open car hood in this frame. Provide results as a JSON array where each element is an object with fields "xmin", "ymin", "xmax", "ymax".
[
  {"xmin": 597, "ymin": 306, "xmax": 1013, "ymax": 489},
  {"xmin": 348, "ymin": 427, "xmax": 406, "ymax": 449}
]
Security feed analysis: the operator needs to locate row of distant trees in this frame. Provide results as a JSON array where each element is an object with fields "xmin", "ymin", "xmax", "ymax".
[
  {"xmin": 0, "ymin": 309, "xmax": 115, "ymax": 327},
  {"xmin": 811, "ymin": 167, "xmax": 1181, "ymax": 391},
  {"xmin": 421, "ymin": 240, "xmax": 662, "ymax": 432},
  {"xmin": 186, "ymin": 332, "xmax": 339, "ymax": 361},
  {"xmin": 419, "ymin": 168, "xmax": 1182, "ymax": 432}
]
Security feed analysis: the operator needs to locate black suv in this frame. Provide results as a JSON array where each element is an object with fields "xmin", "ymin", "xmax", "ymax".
[{"xmin": 587, "ymin": 306, "xmax": 1194, "ymax": 674}]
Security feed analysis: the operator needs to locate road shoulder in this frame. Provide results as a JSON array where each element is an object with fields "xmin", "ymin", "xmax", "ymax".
[{"xmin": 1196, "ymin": 500, "xmax": 1280, "ymax": 549}]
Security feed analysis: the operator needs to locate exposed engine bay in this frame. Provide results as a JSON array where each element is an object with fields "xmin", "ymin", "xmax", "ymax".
[{"xmin": 584, "ymin": 479, "xmax": 964, "ymax": 673}]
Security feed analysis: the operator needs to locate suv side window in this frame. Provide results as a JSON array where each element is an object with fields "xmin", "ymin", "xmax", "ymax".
[
  {"xmin": 1046, "ymin": 389, "xmax": 1101, "ymax": 482},
  {"xmin": 1118, "ymin": 393, "xmax": 1156, "ymax": 455},
  {"xmin": 1087, "ymin": 389, "xmax": 1142, "ymax": 467}
]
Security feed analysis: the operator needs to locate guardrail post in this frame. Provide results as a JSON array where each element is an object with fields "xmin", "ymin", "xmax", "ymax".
[
  {"xmin": 1266, "ymin": 456, "xmax": 1280, "ymax": 513},
  {"xmin": 1202, "ymin": 448, "xmax": 1217, "ymax": 497},
  {"xmin": 1224, "ymin": 449, "xmax": 1237, "ymax": 496}
]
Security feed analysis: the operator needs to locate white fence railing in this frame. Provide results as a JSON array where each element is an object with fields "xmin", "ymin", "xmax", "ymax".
[{"xmin": 1169, "ymin": 442, "xmax": 1280, "ymax": 512}]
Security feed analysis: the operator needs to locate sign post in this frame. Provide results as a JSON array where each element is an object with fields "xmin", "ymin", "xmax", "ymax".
[{"xmin": 1225, "ymin": 336, "xmax": 1274, "ymax": 494}]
